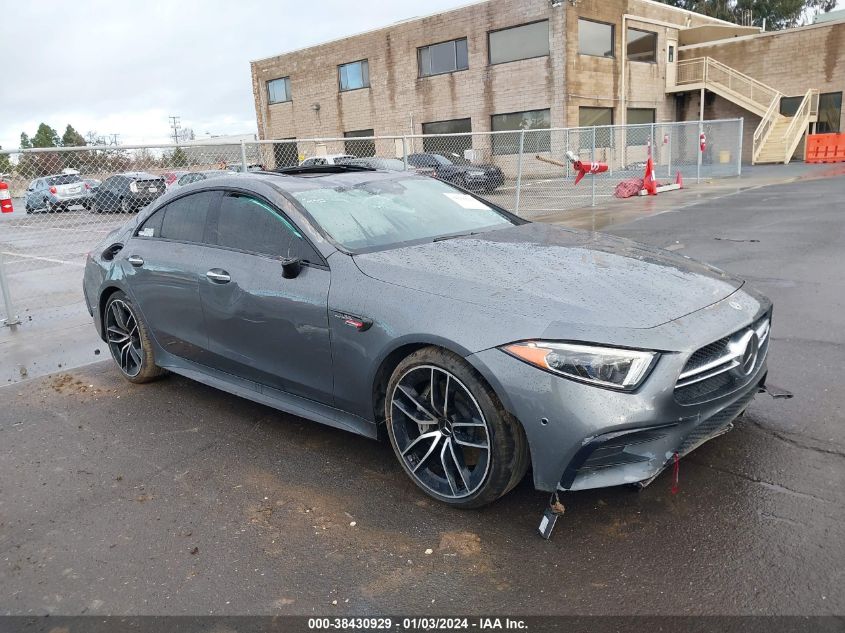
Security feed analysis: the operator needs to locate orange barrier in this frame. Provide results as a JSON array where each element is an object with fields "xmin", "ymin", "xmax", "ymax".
[{"xmin": 805, "ymin": 133, "xmax": 845, "ymax": 164}]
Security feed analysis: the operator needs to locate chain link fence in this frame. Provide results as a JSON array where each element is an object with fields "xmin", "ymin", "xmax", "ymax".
[{"xmin": 0, "ymin": 118, "xmax": 742, "ymax": 326}]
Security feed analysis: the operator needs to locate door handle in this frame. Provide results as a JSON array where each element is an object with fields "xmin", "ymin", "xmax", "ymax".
[
  {"xmin": 127, "ymin": 255, "xmax": 144, "ymax": 267},
  {"xmin": 206, "ymin": 269, "xmax": 231, "ymax": 284}
]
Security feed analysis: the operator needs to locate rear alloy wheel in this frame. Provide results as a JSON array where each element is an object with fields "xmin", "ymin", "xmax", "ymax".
[
  {"xmin": 120, "ymin": 198, "xmax": 132, "ymax": 213},
  {"xmin": 386, "ymin": 347, "xmax": 529, "ymax": 508},
  {"xmin": 104, "ymin": 291, "xmax": 164, "ymax": 383}
]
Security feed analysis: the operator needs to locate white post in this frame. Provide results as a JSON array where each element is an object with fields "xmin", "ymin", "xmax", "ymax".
[
  {"xmin": 591, "ymin": 127, "xmax": 596, "ymax": 207},
  {"xmin": 402, "ymin": 136, "xmax": 409, "ymax": 171},
  {"xmin": 737, "ymin": 117, "xmax": 744, "ymax": 176},
  {"xmin": 240, "ymin": 140, "xmax": 248, "ymax": 172},
  {"xmin": 698, "ymin": 88, "xmax": 704, "ymax": 184},
  {"xmin": 0, "ymin": 250, "xmax": 20, "ymax": 327},
  {"xmin": 515, "ymin": 129, "xmax": 525, "ymax": 215},
  {"xmin": 667, "ymin": 128, "xmax": 672, "ymax": 179}
]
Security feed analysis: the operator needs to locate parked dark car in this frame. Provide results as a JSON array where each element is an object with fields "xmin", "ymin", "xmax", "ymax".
[
  {"xmin": 407, "ymin": 152, "xmax": 504, "ymax": 192},
  {"xmin": 25, "ymin": 173, "xmax": 92, "ymax": 213},
  {"xmin": 90, "ymin": 172, "xmax": 166, "ymax": 213},
  {"xmin": 84, "ymin": 168, "xmax": 771, "ymax": 510}
]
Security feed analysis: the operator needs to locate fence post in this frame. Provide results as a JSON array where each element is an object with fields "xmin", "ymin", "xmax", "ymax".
[
  {"xmin": 0, "ymin": 250, "xmax": 20, "ymax": 327},
  {"xmin": 591, "ymin": 127, "xmax": 596, "ymax": 208},
  {"xmin": 737, "ymin": 118, "xmax": 744, "ymax": 176},
  {"xmin": 401, "ymin": 136, "xmax": 409, "ymax": 171},
  {"xmin": 650, "ymin": 122, "xmax": 656, "ymax": 173},
  {"xmin": 515, "ymin": 129, "xmax": 525, "ymax": 215},
  {"xmin": 667, "ymin": 126, "xmax": 672, "ymax": 179},
  {"xmin": 697, "ymin": 121, "xmax": 703, "ymax": 184},
  {"xmin": 240, "ymin": 140, "xmax": 248, "ymax": 172}
]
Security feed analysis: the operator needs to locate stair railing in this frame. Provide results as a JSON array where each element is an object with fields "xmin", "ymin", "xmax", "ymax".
[
  {"xmin": 781, "ymin": 89, "xmax": 820, "ymax": 164},
  {"xmin": 752, "ymin": 94, "xmax": 783, "ymax": 164}
]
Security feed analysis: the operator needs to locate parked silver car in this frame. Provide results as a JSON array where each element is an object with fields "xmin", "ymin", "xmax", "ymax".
[
  {"xmin": 25, "ymin": 173, "xmax": 92, "ymax": 213},
  {"xmin": 83, "ymin": 167, "xmax": 771, "ymax": 510}
]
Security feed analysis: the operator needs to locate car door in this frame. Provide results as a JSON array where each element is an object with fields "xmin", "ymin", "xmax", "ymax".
[
  {"xmin": 122, "ymin": 190, "xmax": 221, "ymax": 363},
  {"xmin": 96, "ymin": 177, "xmax": 115, "ymax": 210},
  {"xmin": 26, "ymin": 179, "xmax": 40, "ymax": 208},
  {"xmin": 198, "ymin": 190, "xmax": 333, "ymax": 404}
]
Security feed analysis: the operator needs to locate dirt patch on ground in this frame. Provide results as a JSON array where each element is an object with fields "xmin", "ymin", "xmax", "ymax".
[
  {"xmin": 46, "ymin": 372, "xmax": 122, "ymax": 402},
  {"xmin": 438, "ymin": 531, "xmax": 482, "ymax": 556}
]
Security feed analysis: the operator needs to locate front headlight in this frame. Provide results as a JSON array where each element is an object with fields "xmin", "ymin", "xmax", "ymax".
[
  {"xmin": 502, "ymin": 341, "xmax": 658, "ymax": 391},
  {"xmin": 129, "ymin": 181, "xmax": 139, "ymax": 193}
]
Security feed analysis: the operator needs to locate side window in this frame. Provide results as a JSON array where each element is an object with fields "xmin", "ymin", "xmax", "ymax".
[
  {"xmin": 215, "ymin": 193, "xmax": 318, "ymax": 262},
  {"xmin": 137, "ymin": 208, "xmax": 165, "ymax": 238},
  {"xmin": 159, "ymin": 191, "xmax": 216, "ymax": 242}
]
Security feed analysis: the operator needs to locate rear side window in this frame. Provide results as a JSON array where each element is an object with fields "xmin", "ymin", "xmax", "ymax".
[
  {"xmin": 215, "ymin": 193, "xmax": 317, "ymax": 262},
  {"xmin": 138, "ymin": 191, "xmax": 215, "ymax": 242}
]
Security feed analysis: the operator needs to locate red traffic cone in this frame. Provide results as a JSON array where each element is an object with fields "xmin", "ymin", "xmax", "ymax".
[
  {"xmin": 675, "ymin": 171, "xmax": 683, "ymax": 189},
  {"xmin": 643, "ymin": 156, "xmax": 657, "ymax": 196}
]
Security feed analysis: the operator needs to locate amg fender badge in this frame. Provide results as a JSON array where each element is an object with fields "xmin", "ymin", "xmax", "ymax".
[{"xmin": 333, "ymin": 311, "xmax": 373, "ymax": 332}]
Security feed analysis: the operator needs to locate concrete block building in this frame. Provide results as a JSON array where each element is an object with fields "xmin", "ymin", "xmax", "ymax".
[{"xmin": 250, "ymin": 0, "xmax": 843, "ymax": 164}]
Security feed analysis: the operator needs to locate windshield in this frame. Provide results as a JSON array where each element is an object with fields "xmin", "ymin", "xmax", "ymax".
[{"xmin": 291, "ymin": 176, "xmax": 515, "ymax": 252}]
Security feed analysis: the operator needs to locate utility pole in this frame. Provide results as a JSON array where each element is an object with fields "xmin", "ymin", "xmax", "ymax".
[{"xmin": 169, "ymin": 116, "xmax": 181, "ymax": 145}]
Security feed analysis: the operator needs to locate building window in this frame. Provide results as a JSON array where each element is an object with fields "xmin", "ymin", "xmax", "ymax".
[
  {"xmin": 579, "ymin": 19, "xmax": 614, "ymax": 58},
  {"xmin": 421, "ymin": 118, "xmax": 472, "ymax": 155},
  {"xmin": 419, "ymin": 38, "xmax": 468, "ymax": 77},
  {"xmin": 627, "ymin": 28, "xmax": 657, "ymax": 63},
  {"xmin": 338, "ymin": 60, "xmax": 369, "ymax": 91},
  {"xmin": 343, "ymin": 129, "xmax": 375, "ymax": 157},
  {"xmin": 267, "ymin": 77, "xmax": 291, "ymax": 104},
  {"xmin": 818, "ymin": 92, "xmax": 842, "ymax": 133},
  {"xmin": 491, "ymin": 109, "xmax": 551, "ymax": 155},
  {"xmin": 626, "ymin": 108, "xmax": 655, "ymax": 125},
  {"xmin": 782, "ymin": 92, "xmax": 841, "ymax": 133},
  {"xmin": 779, "ymin": 96, "xmax": 802, "ymax": 117},
  {"xmin": 488, "ymin": 20, "xmax": 550, "ymax": 65},
  {"xmin": 579, "ymin": 107, "xmax": 614, "ymax": 147},
  {"xmin": 273, "ymin": 138, "xmax": 299, "ymax": 168}
]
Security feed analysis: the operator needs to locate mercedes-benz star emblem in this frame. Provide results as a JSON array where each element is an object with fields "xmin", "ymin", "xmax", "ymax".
[{"xmin": 734, "ymin": 330, "xmax": 760, "ymax": 376}]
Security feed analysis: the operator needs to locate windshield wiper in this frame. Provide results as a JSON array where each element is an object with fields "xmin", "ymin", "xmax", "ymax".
[{"xmin": 432, "ymin": 231, "xmax": 479, "ymax": 242}]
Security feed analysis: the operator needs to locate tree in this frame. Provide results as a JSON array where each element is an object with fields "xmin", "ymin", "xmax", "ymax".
[
  {"xmin": 168, "ymin": 147, "xmax": 189, "ymax": 168},
  {"xmin": 0, "ymin": 147, "xmax": 12, "ymax": 175},
  {"xmin": 31, "ymin": 123, "xmax": 61, "ymax": 148},
  {"xmin": 656, "ymin": 0, "xmax": 835, "ymax": 28},
  {"xmin": 61, "ymin": 124, "xmax": 87, "ymax": 148},
  {"xmin": 61, "ymin": 125, "xmax": 89, "ymax": 170},
  {"xmin": 20, "ymin": 132, "xmax": 32, "ymax": 149}
]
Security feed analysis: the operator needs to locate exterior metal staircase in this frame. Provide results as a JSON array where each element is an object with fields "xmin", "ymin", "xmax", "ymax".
[{"xmin": 670, "ymin": 57, "xmax": 818, "ymax": 164}]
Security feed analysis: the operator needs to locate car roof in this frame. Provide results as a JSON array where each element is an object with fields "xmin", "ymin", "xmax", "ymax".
[{"xmin": 118, "ymin": 171, "xmax": 161, "ymax": 178}]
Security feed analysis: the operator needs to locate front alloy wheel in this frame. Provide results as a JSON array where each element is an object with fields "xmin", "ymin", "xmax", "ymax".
[
  {"xmin": 386, "ymin": 347, "xmax": 529, "ymax": 508},
  {"xmin": 104, "ymin": 291, "xmax": 163, "ymax": 383}
]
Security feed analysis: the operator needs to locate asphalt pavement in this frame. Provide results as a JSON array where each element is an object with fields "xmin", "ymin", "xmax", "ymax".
[{"xmin": 1, "ymin": 175, "xmax": 843, "ymax": 616}]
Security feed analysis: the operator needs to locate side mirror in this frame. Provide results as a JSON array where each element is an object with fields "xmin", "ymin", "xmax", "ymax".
[{"xmin": 281, "ymin": 257, "xmax": 302, "ymax": 279}]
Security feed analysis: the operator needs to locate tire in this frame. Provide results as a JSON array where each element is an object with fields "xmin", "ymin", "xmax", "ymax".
[
  {"xmin": 45, "ymin": 199, "xmax": 55, "ymax": 213},
  {"xmin": 120, "ymin": 198, "xmax": 132, "ymax": 214},
  {"xmin": 103, "ymin": 291, "xmax": 164, "ymax": 384},
  {"xmin": 385, "ymin": 346, "xmax": 529, "ymax": 508}
]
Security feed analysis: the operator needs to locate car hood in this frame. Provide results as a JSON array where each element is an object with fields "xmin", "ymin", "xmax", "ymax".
[{"xmin": 353, "ymin": 223, "xmax": 743, "ymax": 330}]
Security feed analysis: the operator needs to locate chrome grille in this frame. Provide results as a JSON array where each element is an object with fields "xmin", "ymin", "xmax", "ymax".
[{"xmin": 675, "ymin": 315, "xmax": 770, "ymax": 405}]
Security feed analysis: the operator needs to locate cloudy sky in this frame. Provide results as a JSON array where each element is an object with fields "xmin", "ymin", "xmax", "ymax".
[
  {"xmin": 3, "ymin": 0, "xmax": 842, "ymax": 152},
  {"xmin": 1, "ymin": 0, "xmax": 474, "ymax": 150}
]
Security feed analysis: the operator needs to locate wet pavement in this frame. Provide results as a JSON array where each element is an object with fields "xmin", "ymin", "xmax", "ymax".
[{"xmin": 1, "ymin": 175, "xmax": 844, "ymax": 616}]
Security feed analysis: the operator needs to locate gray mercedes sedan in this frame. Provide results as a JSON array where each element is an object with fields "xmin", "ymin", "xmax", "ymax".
[{"xmin": 83, "ymin": 165, "xmax": 771, "ymax": 509}]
